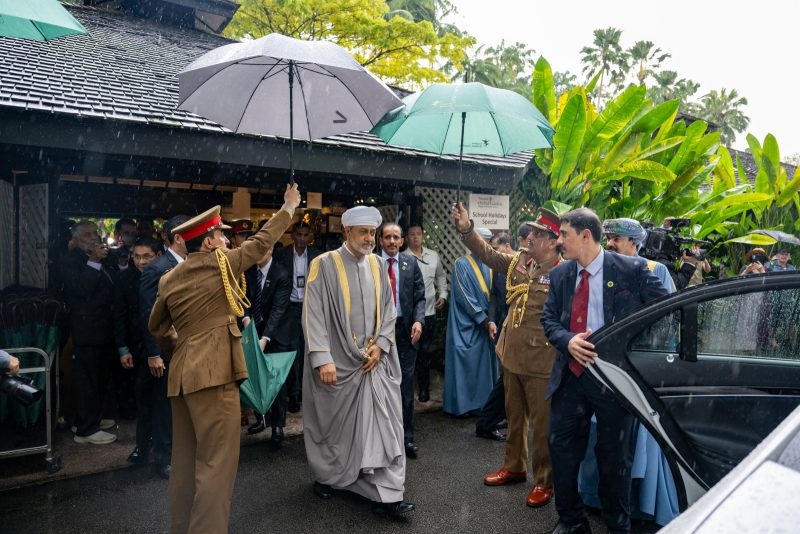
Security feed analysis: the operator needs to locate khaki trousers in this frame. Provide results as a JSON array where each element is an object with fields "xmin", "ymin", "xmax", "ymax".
[
  {"xmin": 170, "ymin": 382, "xmax": 241, "ymax": 534},
  {"xmin": 502, "ymin": 370, "xmax": 552, "ymax": 486}
]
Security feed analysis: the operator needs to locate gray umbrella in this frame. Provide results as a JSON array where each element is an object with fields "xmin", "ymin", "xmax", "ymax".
[
  {"xmin": 749, "ymin": 230, "xmax": 800, "ymax": 246},
  {"xmin": 178, "ymin": 33, "xmax": 402, "ymax": 182}
]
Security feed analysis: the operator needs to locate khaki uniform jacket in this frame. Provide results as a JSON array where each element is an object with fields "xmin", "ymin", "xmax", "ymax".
[
  {"xmin": 461, "ymin": 229, "xmax": 557, "ymax": 378},
  {"xmin": 148, "ymin": 209, "xmax": 292, "ymax": 397}
]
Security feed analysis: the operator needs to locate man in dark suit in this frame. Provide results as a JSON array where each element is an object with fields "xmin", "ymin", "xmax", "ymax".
[
  {"xmin": 60, "ymin": 221, "xmax": 117, "ymax": 445},
  {"xmin": 541, "ymin": 208, "xmax": 668, "ymax": 534},
  {"xmin": 114, "ymin": 237, "xmax": 162, "ymax": 468},
  {"xmin": 137, "ymin": 214, "xmax": 189, "ymax": 479},
  {"xmin": 379, "ymin": 223, "xmax": 425, "ymax": 457},
  {"xmin": 243, "ymin": 244, "xmax": 293, "ymax": 446},
  {"xmin": 475, "ymin": 232, "xmax": 514, "ymax": 441},
  {"xmin": 272, "ymin": 222, "xmax": 322, "ymax": 412}
]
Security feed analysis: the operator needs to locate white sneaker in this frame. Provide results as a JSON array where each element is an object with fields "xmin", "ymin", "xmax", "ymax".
[
  {"xmin": 100, "ymin": 419, "xmax": 116, "ymax": 430},
  {"xmin": 71, "ymin": 419, "xmax": 116, "ymax": 433},
  {"xmin": 73, "ymin": 430, "xmax": 117, "ymax": 445}
]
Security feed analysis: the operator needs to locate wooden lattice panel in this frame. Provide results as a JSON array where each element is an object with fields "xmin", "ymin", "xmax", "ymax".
[
  {"xmin": 414, "ymin": 186, "xmax": 464, "ymax": 287},
  {"xmin": 0, "ymin": 181, "xmax": 12, "ymax": 289},
  {"xmin": 507, "ymin": 186, "xmax": 537, "ymax": 237},
  {"xmin": 19, "ymin": 183, "xmax": 48, "ymax": 289}
]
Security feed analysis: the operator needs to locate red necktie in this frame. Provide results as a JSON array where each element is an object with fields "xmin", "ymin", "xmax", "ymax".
[
  {"xmin": 568, "ymin": 269, "xmax": 591, "ymax": 377},
  {"xmin": 387, "ymin": 258, "xmax": 397, "ymax": 305}
]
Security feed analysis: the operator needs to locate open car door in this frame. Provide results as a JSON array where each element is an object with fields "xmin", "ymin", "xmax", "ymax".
[{"xmin": 586, "ymin": 272, "xmax": 800, "ymax": 510}]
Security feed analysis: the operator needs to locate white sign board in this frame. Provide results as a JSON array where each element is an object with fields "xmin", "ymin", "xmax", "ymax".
[{"xmin": 468, "ymin": 193, "xmax": 509, "ymax": 230}]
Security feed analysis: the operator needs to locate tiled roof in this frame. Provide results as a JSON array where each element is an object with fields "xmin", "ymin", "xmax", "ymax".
[
  {"xmin": 0, "ymin": 4, "xmax": 532, "ymax": 170},
  {"xmin": 730, "ymin": 148, "xmax": 797, "ymax": 185}
]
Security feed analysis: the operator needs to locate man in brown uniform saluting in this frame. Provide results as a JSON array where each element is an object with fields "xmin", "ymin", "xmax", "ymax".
[
  {"xmin": 149, "ymin": 184, "xmax": 301, "ymax": 534},
  {"xmin": 451, "ymin": 203, "xmax": 560, "ymax": 509}
]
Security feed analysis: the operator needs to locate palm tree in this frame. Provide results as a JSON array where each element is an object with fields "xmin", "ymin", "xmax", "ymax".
[
  {"xmin": 580, "ymin": 27, "xmax": 629, "ymax": 104},
  {"xmin": 628, "ymin": 40, "xmax": 670, "ymax": 85},
  {"xmin": 696, "ymin": 88, "xmax": 750, "ymax": 145},
  {"xmin": 553, "ymin": 70, "xmax": 578, "ymax": 96},
  {"xmin": 461, "ymin": 41, "xmax": 536, "ymax": 98},
  {"xmin": 648, "ymin": 70, "xmax": 700, "ymax": 111}
]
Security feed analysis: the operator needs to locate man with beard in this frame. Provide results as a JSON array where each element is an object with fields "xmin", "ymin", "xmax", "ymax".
[
  {"xmin": 452, "ymin": 204, "xmax": 560, "ymax": 508},
  {"xmin": 303, "ymin": 206, "xmax": 413, "ymax": 517},
  {"xmin": 604, "ymin": 218, "xmax": 676, "ymax": 293}
]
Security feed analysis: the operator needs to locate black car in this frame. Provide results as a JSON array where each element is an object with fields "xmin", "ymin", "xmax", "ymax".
[{"xmin": 586, "ymin": 272, "xmax": 800, "ymax": 513}]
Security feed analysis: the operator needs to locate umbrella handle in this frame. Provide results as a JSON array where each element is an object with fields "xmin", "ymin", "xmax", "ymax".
[{"xmin": 457, "ymin": 112, "xmax": 465, "ymax": 207}]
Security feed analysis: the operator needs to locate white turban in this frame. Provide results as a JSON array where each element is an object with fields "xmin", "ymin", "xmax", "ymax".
[
  {"xmin": 476, "ymin": 227, "xmax": 493, "ymax": 241},
  {"xmin": 342, "ymin": 206, "xmax": 382, "ymax": 228}
]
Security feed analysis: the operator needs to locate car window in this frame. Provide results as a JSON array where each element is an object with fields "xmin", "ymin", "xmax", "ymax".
[
  {"xmin": 630, "ymin": 311, "xmax": 680, "ymax": 353},
  {"xmin": 630, "ymin": 288, "xmax": 800, "ymax": 362},
  {"xmin": 697, "ymin": 288, "xmax": 800, "ymax": 362}
]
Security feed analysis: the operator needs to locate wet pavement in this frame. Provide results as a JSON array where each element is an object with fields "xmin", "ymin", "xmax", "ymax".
[{"xmin": 0, "ymin": 410, "xmax": 659, "ymax": 534}]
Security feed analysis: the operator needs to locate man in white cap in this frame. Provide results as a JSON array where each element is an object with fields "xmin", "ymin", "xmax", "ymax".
[
  {"xmin": 148, "ymin": 184, "xmax": 301, "ymax": 534},
  {"xmin": 443, "ymin": 225, "xmax": 500, "ymax": 416},
  {"xmin": 302, "ymin": 205, "xmax": 414, "ymax": 517}
]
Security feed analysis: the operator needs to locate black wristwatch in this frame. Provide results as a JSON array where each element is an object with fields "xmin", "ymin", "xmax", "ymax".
[{"xmin": 458, "ymin": 220, "xmax": 474, "ymax": 235}]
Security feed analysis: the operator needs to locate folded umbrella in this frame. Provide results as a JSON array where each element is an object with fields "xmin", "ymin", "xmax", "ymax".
[{"xmin": 239, "ymin": 321, "xmax": 296, "ymax": 414}]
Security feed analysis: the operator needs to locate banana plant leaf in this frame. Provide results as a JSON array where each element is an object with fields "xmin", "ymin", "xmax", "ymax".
[{"xmin": 239, "ymin": 321, "xmax": 296, "ymax": 414}]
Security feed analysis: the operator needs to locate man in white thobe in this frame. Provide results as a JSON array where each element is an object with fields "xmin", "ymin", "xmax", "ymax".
[{"xmin": 302, "ymin": 206, "xmax": 414, "ymax": 517}]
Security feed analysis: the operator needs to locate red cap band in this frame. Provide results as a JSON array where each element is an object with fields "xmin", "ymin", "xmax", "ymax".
[
  {"xmin": 180, "ymin": 215, "xmax": 222, "ymax": 241},
  {"xmin": 539, "ymin": 215, "xmax": 560, "ymax": 235}
]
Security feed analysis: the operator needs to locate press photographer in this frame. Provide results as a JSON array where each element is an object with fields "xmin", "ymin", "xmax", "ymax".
[
  {"xmin": 639, "ymin": 217, "xmax": 707, "ymax": 290},
  {"xmin": 740, "ymin": 247, "xmax": 771, "ymax": 275}
]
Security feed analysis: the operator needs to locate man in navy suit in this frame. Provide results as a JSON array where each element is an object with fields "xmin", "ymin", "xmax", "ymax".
[
  {"xmin": 379, "ymin": 223, "xmax": 426, "ymax": 458},
  {"xmin": 272, "ymin": 222, "xmax": 322, "ymax": 413},
  {"xmin": 136, "ymin": 214, "xmax": 188, "ymax": 479},
  {"xmin": 541, "ymin": 208, "xmax": 668, "ymax": 534},
  {"xmin": 243, "ymin": 245, "xmax": 293, "ymax": 446}
]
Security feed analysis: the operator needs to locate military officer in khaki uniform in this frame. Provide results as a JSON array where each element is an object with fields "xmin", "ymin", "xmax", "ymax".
[
  {"xmin": 451, "ymin": 203, "xmax": 560, "ymax": 509},
  {"xmin": 149, "ymin": 184, "xmax": 301, "ymax": 534}
]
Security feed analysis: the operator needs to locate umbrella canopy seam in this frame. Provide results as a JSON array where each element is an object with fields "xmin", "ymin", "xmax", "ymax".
[{"xmin": 233, "ymin": 62, "xmax": 284, "ymax": 133}]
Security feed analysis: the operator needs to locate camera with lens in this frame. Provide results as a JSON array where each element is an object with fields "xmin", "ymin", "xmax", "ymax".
[
  {"xmin": 0, "ymin": 374, "xmax": 43, "ymax": 407},
  {"xmin": 750, "ymin": 252, "xmax": 769, "ymax": 265},
  {"xmin": 641, "ymin": 218, "xmax": 707, "ymax": 263},
  {"xmin": 683, "ymin": 247, "xmax": 707, "ymax": 261}
]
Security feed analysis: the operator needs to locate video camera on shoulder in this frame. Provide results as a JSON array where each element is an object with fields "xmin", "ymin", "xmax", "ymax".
[{"xmin": 640, "ymin": 218, "xmax": 708, "ymax": 263}]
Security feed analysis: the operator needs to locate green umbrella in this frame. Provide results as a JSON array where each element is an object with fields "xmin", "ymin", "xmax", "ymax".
[
  {"xmin": 238, "ymin": 321, "xmax": 296, "ymax": 414},
  {"xmin": 371, "ymin": 82, "xmax": 554, "ymax": 198},
  {"xmin": 0, "ymin": 0, "xmax": 87, "ymax": 41}
]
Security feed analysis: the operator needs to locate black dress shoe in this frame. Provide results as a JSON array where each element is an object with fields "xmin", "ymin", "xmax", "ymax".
[
  {"xmin": 313, "ymin": 481, "xmax": 332, "ymax": 499},
  {"xmin": 404, "ymin": 442, "xmax": 419, "ymax": 458},
  {"xmin": 550, "ymin": 520, "xmax": 593, "ymax": 534},
  {"xmin": 475, "ymin": 428, "xmax": 507, "ymax": 441},
  {"xmin": 371, "ymin": 501, "xmax": 415, "ymax": 517},
  {"xmin": 247, "ymin": 415, "xmax": 267, "ymax": 435},
  {"xmin": 270, "ymin": 427, "xmax": 284, "ymax": 447},
  {"xmin": 127, "ymin": 447, "xmax": 148, "ymax": 465},
  {"xmin": 288, "ymin": 396, "xmax": 301, "ymax": 413},
  {"xmin": 418, "ymin": 389, "xmax": 430, "ymax": 403},
  {"xmin": 155, "ymin": 464, "xmax": 171, "ymax": 480}
]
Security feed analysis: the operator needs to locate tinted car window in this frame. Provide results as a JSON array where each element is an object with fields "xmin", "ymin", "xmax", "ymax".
[{"xmin": 697, "ymin": 289, "xmax": 800, "ymax": 362}]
